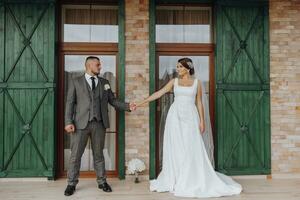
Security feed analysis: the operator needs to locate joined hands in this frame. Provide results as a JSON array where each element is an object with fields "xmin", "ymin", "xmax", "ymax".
[
  {"xmin": 129, "ymin": 101, "xmax": 145, "ymax": 111},
  {"xmin": 129, "ymin": 102, "xmax": 137, "ymax": 111}
]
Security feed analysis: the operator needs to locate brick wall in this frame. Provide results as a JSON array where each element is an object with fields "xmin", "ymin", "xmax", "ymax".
[
  {"xmin": 124, "ymin": 0, "xmax": 150, "ymax": 176},
  {"xmin": 270, "ymin": 0, "xmax": 300, "ymax": 174}
]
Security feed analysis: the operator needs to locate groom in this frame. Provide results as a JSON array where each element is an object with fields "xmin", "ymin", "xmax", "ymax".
[{"xmin": 64, "ymin": 56, "xmax": 136, "ymax": 196}]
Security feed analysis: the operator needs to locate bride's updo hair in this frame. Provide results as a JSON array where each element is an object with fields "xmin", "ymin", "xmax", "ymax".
[{"xmin": 178, "ymin": 57, "xmax": 195, "ymax": 75}]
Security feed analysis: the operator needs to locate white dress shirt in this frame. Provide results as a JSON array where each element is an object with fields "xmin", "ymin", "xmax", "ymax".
[{"xmin": 85, "ymin": 73, "xmax": 99, "ymax": 89}]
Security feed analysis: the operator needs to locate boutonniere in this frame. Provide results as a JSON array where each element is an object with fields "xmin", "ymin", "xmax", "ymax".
[{"xmin": 104, "ymin": 84, "xmax": 111, "ymax": 91}]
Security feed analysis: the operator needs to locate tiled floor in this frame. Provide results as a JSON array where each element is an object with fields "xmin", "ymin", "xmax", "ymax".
[{"xmin": 0, "ymin": 177, "xmax": 300, "ymax": 200}]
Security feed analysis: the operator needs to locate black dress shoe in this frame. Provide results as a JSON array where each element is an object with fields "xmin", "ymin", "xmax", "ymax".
[
  {"xmin": 64, "ymin": 185, "xmax": 76, "ymax": 196},
  {"xmin": 98, "ymin": 182, "xmax": 112, "ymax": 192}
]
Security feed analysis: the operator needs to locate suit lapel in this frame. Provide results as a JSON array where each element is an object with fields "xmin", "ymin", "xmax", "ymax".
[
  {"xmin": 80, "ymin": 75, "xmax": 91, "ymax": 98},
  {"xmin": 98, "ymin": 76, "xmax": 103, "ymax": 99}
]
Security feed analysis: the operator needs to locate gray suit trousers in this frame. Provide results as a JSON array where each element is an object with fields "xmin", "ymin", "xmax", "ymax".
[{"xmin": 67, "ymin": 120, "xmax": 106, "ymax": 186}]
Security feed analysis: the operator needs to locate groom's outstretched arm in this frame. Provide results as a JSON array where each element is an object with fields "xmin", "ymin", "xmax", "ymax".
[{"xmin": 106, "ymin": 82, "xmax": 131, "ymax": 112}]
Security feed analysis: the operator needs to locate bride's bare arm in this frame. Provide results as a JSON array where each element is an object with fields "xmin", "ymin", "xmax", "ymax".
[
  {"xmin": 136, "ymin": 79, "xmax": 175, "ymax": 107},
  {"xmin": 196, "ymin": 80, "xmax": 205, "ymax": 133}
]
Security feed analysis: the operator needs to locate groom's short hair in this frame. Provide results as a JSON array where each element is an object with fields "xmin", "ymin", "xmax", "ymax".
[{"xmin": 85, "ymin": 56, "xmax": 100, "ymax": 65}]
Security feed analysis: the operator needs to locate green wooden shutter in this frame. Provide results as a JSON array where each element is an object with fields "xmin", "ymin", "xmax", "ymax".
[
  {"xmin": 215, "ymin": 1, "xmax": 270, "ymax": 175},
  {"xmin": 0, "ymin": 0, "xmax": 56, "ymax": 178},
  {"xmin": 0, "ymin": 0, "xmax": 4, "ymax": 175}
]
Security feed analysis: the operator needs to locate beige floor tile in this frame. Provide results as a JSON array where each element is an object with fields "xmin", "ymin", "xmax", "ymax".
[{"xmin": 0, "ymin": 178, "xmax": 299, "ymax": 200}]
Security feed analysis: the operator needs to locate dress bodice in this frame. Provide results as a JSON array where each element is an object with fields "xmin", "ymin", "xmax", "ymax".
[{"xmin": 174, "ymin": 78, "xmax": 198, "ymax": 104}]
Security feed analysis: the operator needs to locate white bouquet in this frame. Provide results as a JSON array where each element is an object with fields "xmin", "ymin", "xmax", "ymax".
[{"xmin": 127, "ymin": 158, "xmax": 146, "ymax": 183}]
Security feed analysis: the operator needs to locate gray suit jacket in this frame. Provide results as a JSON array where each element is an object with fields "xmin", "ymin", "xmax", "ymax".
[{"xmin": 65, "ymin": 75, "xmax": 130, "ymax": 129}]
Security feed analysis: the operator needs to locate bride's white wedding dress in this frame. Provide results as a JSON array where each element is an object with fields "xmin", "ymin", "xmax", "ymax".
[{"xmin": 150, "ymin": 78, "xmax": 242, "ymax": 198}]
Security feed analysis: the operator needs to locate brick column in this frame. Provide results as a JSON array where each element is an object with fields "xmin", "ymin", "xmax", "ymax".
[
  {"xmin": 124, "ymin": 0, "xmax": 150, "ymax": 177},
  {"xmin": 270, "ymin": 0, "xmax": 300, "ymax": 175}
]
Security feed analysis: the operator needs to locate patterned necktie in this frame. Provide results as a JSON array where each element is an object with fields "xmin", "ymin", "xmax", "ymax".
[{"xmin": 90, "ymin": 77, "xmax": 95, "ymax": 90}]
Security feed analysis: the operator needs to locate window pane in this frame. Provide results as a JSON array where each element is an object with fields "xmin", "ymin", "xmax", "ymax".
[
  {"xmin": 156, "ymin": 6, "xmax": 211, "ymax": 43},
  {"xmin": 159, "ymin": 56, "xmax": 209, "ymax": 86},
  {"xmin": 157, "ymin": 55, "xmax": 210, "ymax": 170},
  {"xmin": 64, "ymin": 133, "xmax": 116, "ymax": 171},
  {"xmin": 62, "ymin": 5, "xmax": 118, "ymax": 42},
  {"xmin": 64, "ymin": 55, "xmax": 117, "ymax": 132},
  {"xmin": 64, "ymin": 55, "xmax": 117, "ymax": 172}
]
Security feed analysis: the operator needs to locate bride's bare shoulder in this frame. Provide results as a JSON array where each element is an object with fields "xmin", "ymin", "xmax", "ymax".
[
  {"xmin": 168, "ymin": 78, "xmax": 176, "ymax": 85},
  {"xmin": 196, "ymin": 79, "xmax": 203, "ymax": 89}
]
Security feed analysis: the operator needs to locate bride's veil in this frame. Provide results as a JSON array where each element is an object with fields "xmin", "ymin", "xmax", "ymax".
[
  {"xmin": 198, "ymin": 81, "xmax": 215, "ymax": 168},
  {"xmin": 187, "ymin": 57, "xmax": 214, "ymax": 168}
]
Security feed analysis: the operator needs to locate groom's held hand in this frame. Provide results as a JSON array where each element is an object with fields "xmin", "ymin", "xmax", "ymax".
[
  {"xmin": 65, "ymin": 124, "xmax": 75, "ymax": 133},
  {"xmin": 129, "ymin": 102, "xmax": 137, "ymax": 111}
]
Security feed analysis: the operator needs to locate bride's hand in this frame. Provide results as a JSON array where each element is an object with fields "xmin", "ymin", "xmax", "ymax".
[{"xmin": 200, "ymin": 121, "xmax": 205, "ymax": 134}]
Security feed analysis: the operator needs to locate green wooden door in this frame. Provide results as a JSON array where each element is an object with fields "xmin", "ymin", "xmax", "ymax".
[
  {"xmin": 215, "ymin": 1, "xmax": 270, "ymax": 175},
  {"xmin": 0, "ymin": 0, "xmax": 56, "ymax": 178}
]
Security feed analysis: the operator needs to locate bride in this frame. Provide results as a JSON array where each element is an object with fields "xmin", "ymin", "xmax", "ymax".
[{"xmin": 136, "ymin": 57, "xmax": 242, "ymax": 198}]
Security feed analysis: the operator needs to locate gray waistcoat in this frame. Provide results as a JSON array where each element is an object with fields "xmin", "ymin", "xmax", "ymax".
[{"xmin": 86, "ymin": 80, "xmax": 102, "ymax": 122}]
